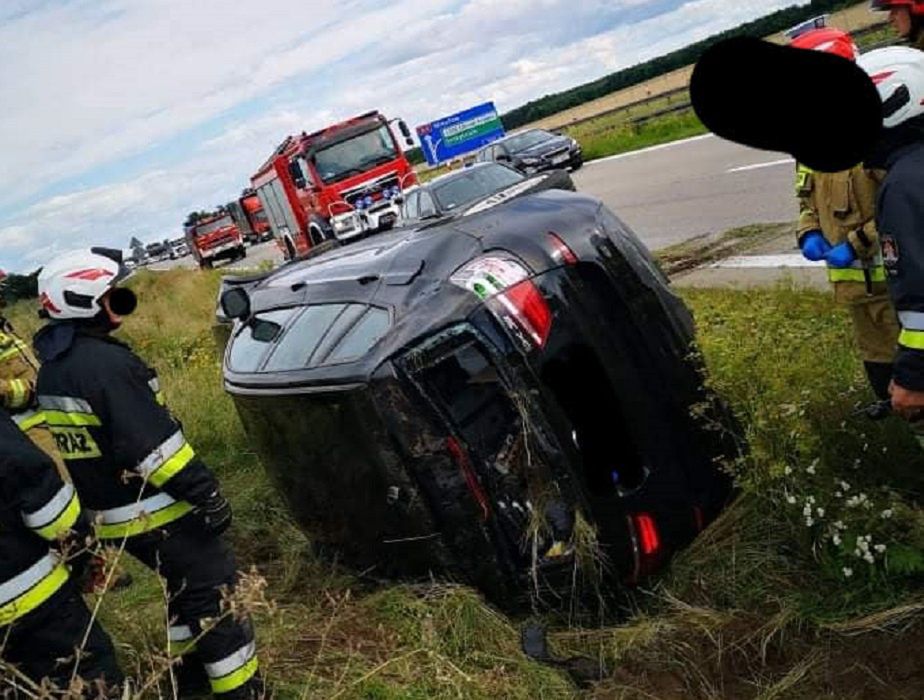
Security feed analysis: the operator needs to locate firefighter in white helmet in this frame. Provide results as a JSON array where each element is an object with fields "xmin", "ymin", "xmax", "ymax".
[
  {"xmin": 857, "ymin": 48, "xmax": 924, "ymax": 422},
  {"xmin": 33, "ymin": 248, "xmax": 263, "ymax": 699}
]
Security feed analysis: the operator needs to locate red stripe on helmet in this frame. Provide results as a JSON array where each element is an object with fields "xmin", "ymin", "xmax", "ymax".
[
  {"xmin": 870, "ymin": 70, "xmax": 897, "ymax": 84},
  {"xmin": 65, "ymin": 268, "xmax": 114, "ymax": 281},
  {"xmin": 39, "ymin": 292, "xmax": 61, "ymax": 314}
]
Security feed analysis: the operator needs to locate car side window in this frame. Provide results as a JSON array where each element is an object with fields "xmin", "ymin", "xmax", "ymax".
[
  {"xmin": 403, "ymin": 191, "xmax": 420, "ymax": 220},
  {"xmin": 419, "ymin": 191, "xmax": 437, "ymax": 218}
]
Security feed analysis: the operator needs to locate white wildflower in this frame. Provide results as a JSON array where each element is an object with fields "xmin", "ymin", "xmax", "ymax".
[
  {"xmin": 806, "ymin": 459, "xmax": 819, "ymax": 475},
  {"xmin": 881, "ymin": 509, "xmax": 893, "ymax": 519},
  {"xmin": 784, "ymin": 465, "xmax": 793, "ymax": 476},
  {"xmin": 832, "ymin": 534, "xmax": 842, "ymax": 546},
  {"xmin": 786, "ymin": 495, "xmax": 797, "ymax": 505},
  {"xmin": 864, "ymin": 552, "xmax": 875, "ymax": 564},
  {"xmin": 816, "ymin": 507, "xmax": 825, "ymax": 517},
  {"xmin": 834, "ymin": 520, "xmax": 846, "ymax": 530},
  {"xmin": 843, "ymin": 567, "xmax": 853, "ymax": 578},
  {"xmin": 840, "ymin": 481, "xmax": 851, "ymax": 492},
  {"xmin": 874, "ymin": 544, "xmax": 886, "ymax": 554}
]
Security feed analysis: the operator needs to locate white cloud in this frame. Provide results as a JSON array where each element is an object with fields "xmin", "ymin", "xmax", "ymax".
[{"xmin": 0, "ymin": 0, "xmax": 807, "ymax": 271}]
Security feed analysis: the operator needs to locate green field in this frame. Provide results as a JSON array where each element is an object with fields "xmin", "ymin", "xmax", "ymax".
[{"xmin": 6, "ymin": 269, "xmax": 923, "ymax": 698}]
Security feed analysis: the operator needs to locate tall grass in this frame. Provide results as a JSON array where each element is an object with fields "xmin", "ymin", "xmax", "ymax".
[{"xmin": 5, "ymin": 271, "xmax": 922, "ymax": 698}]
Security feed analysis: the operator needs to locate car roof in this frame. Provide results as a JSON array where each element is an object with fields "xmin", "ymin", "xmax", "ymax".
[{"xmin": 423, "ymin": 162, "xmax": 505, "ymax": 188}]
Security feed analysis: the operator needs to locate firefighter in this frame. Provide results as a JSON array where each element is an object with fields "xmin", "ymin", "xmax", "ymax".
[
  {"xmin": 791, "ymin": 28, "xmax": 900, "ymax": 400},
  {"xmin": 857, "ymin": 48, "xmax": 924, "ymax": 421},
  {"xmin": 0, "ymin": 408, "xmax": 123, "ymax": 692},
  {"xmin": 32, "ymin": 248, "xmax": 263, "ymax": 699},
  {"xmin": 0, "ymin": 270, "xmax": 131, "ymax": 596},
  {"xmin": 871, "ymin": 0, "xmax": 924, "ymax": 51},
  {"xmin": 0, "ymin": 270, "xmax": 65, "ymax": 468}
]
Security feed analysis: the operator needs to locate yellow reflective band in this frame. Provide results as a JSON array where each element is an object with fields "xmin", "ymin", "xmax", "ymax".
[
  {"xmin": 0, "ymin": 564, "xmax": 69, "ymax": 627},
  {"xmin": 170, "ymin": 639, "xmax": 197, "ymax": 656},
  {"xmin": 0, "ymin": 336, "xmax": 31, "ymax": 362},
  {"xmin": 149, "ymin": 442, "xmax": 195, "ymax": 488},
  {"xmin": 899, "ymin": 328, "xmax": 924, "ymax": 351},
  {"xmin": 210, "ymin": 657, "xmax": 259, "ymax": 695},
  {"xmin": 9, "ymin": 379, "xmax": 28, "ymax": 410},
  {"xmin": 15, "ymin": 410, "xmax": 46, "ymax": 432},
  {"xmin": 95, "ymin": 501, "xmax": 194, "ymax": 540},
  {"xmin": 34, "ymin": 492, "xmax": 81, "ymax": 541},
  {"xmin": 43, "ymin": 409, "xmax": 101, "ymax": 427},
  {"xmin": 827, "ymin": 266, "xmax": 887, "ymax": 283}
]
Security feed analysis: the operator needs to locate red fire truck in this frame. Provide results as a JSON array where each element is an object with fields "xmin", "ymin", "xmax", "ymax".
[
  {"xmin": 250, "ymin": 110, "xmax": 417, "ymax": 259},
  {"xmin": 227, "ymin": 189, "xmax": 272, "ymax": 245},
  {"xmin": 184, "ymin": 209, "xmax": 247, "ymax": 269}
]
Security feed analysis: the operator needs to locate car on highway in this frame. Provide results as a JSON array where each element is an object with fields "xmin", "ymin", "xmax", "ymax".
[
  {"xmin": 398, "ymin": 162, "xmax": 574, "ymax": 226},
  {"xmin": 475, "ymin": 128, "xmax": 583, "ymax": 174},
  {"xmin": 145, "ymin": 240, "xmax": 170, "ymax": 263},
  {"xmin": 169, "ymin": 237, "xmax": 189, "ymax": 259},
  {"xmin": 216, "ymin": 188, "xmax": 737, "ymax": 614}
]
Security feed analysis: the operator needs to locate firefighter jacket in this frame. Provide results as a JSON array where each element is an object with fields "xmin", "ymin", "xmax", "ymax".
[
  {"xmin": 0, "ymin": 317, "xmax": 67, "ymax": 474},
  {"xmin": 873, "ymin": 141, "xmax": 924, "ymax": 390},
  {"xmin": 796, "ymin": 164, "xmax": 886, "ymax": 299},
  {"xmin": 0, "ymin": 409, "xmax": 87, "ymax": 626},
  {"xmin": 0, "ymin": 318, "xmax": 42, "ymax": 430},
  {"xmin": 33, "ymin": 323, "xmax": 220, "ymax": 542}
]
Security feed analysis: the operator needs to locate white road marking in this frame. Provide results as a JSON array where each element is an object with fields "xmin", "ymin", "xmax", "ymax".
[
  {"xmin": 711, "ymin": 254, "xmax": 825, "ymax": 269},
  {"xmin": 585, "ymin": 133, "xmax": 715, "ymax": 166},
  {"xmin": 726, "ymin": 158, "xmax": 794, "ymax": 174}
]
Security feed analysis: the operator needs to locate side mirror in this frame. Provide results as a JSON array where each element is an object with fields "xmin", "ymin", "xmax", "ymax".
[
  {"xmin": 220, "ymin": 287, "xmax": 251, "ymax": 321},
  {"xmin": 398, "ymin": 120, "xmax": 412, "ymax": 139},
  {"xmin": 496, "ymin": 154, "xmax": 510, "ymax": 162}
]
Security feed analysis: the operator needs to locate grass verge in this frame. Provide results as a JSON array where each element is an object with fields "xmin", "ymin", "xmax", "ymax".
[{"xmin": 5, "ymin": 270, "xmax": 922, "ymax": 698}]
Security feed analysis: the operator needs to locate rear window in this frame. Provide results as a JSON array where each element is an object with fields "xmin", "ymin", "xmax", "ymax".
[{"xmin": 227, "ymin": 304, "xmax": 390, "ymax": 373}]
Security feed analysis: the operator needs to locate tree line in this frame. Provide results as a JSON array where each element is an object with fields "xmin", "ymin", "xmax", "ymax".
[{"xmin": 498, "ymin": 0, "xmax": 864, "ymax": 131}]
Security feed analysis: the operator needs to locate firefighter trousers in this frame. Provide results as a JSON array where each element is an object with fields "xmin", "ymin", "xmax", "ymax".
[
  {"xmin": 1, "ymin": 581, "xmax": 122, "ymax": 696},
  {"xmin": 125, "ymin": 519, "xmax": 262, "ymax": 699}
]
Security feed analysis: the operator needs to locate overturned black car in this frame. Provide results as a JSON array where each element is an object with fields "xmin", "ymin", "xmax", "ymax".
[{"xmin": 218, "ymin": 189, "xmax": 737, "ymax": 614}]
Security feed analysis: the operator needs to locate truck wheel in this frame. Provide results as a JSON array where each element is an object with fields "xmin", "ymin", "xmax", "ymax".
[{"xmin": 236, "ymin": 246, "xmax": 247, "ymax": 260}]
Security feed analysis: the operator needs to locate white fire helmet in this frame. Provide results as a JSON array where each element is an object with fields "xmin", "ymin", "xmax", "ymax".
[
  {"xmin": 38, "ymin": 248, "xmax": 129, "ymax": 320},
  {"xmin": 857, "ymin": 47, "xmax": 924, "ymax": 130}
]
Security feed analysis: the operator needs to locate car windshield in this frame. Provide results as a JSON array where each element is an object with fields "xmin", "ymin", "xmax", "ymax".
[
  {"xmin": 313, "ymin": 125, "xmax": 398, "ymax": 184},
  {"xmin": 431, "ymin": 165, "xmax": 525, "ymax": 212},
  {"xmin": 195, "ymin": 215, "xmax": 234, "ymax": 237},
  {"xmin": 502, "ymin": 130, "xmax": 555, "ymax": 152}
]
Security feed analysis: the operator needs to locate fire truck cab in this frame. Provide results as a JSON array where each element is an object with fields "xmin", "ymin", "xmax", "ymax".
[{"xmin": 251, "ymin": 111, "xmax": 417, "ymax": 260}]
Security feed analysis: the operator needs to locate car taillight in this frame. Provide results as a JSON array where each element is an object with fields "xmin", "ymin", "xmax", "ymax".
[
  {"xmin": 446, "ymin": 436, "xmax": 490, "ymax": 520},
  {"xmin": 547, "ymin": 232, "xmax": 577, "ymax": 265},
  {"xmin": 634, "ymin": 513, "xmax": 661, "ymax": 556},
  {"xmin": 627, "ymin": 512, "xmax": 662, "ymax": 584},
  {"xmin": 495, "ymin": 279, "xmax": 552, "ymax": 348}
]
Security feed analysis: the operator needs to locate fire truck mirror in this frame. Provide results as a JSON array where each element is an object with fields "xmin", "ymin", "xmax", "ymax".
[
  {"xmin": 397, "ymin": 120, "xmax": 411, "ymax": 139},
  {"xmin": 220, "ymin": 287, "xmax": 251, "ymax": 321}
]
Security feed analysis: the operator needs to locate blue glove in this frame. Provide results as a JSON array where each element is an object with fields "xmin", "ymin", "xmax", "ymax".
[
  {"xmin": 826, "ymin": 242, "xmax": 857, "ymax": 269},
  {"xmin": 800, "ymin": 231, "xmax": 831, "ymax": 261}
]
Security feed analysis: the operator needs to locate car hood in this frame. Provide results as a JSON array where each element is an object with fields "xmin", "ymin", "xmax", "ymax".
[{"xmin": 515, "ymin": 136, "xmax": 572, "ymax": 157}]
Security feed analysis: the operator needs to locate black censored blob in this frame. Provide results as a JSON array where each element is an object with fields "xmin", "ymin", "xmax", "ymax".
[
  {"xmin": 108, "ymin": 287, "xmax": 137, "ymax": 316},
  {"xmin": 691, "ymin": 37, "xmax": 882, "ymax": 172}
]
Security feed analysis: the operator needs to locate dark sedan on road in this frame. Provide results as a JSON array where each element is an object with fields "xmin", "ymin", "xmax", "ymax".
[
  {"xmin": 476, "ymin": 128, "xmax": 583, "ymax": 173},
  {"xmin": 217, "ymin": 188, "xmax": 737, "ymax": 615},
  {"xmin": 399, "ymin": 162, "xmax": 574, "ymax": 226}
]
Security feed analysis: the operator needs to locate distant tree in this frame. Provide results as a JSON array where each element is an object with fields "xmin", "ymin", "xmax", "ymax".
[{"xmin": 2, "ymin": 269, "xmax": 40, "ymax": 302}]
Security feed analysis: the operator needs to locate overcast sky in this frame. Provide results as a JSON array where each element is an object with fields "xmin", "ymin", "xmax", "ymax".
[{"xmin": 0, "ymin": 0, "xmax": 807, "ymax": 273}]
